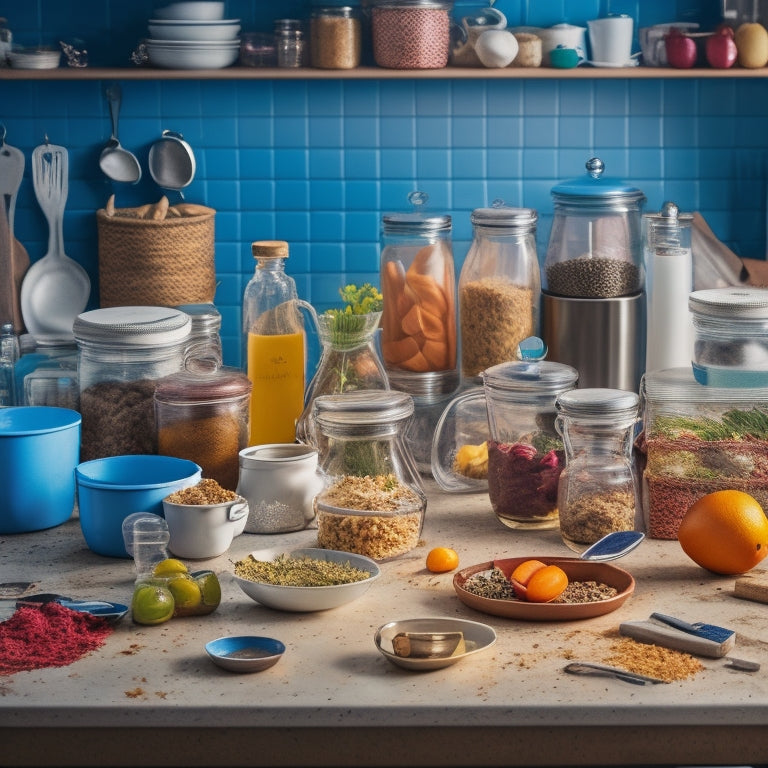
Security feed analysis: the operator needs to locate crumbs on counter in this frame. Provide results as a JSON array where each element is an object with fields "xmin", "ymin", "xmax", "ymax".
[{"xmin": 605, "ymin": 638, "xmax": 704, "ymax": 682}]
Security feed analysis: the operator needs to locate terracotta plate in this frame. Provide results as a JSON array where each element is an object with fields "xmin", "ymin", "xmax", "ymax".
[{"xmin": 453, "ymin": 556, "xmax": 635, "ymax": 621}]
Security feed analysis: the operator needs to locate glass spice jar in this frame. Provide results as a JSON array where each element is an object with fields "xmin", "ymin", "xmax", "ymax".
[
  {"xmin": 175, "ymin": 302, "xmax": 222, "ymax": 365},
  {"xmin": 313, "ymin": 390, "xmax": 426, "ymax": 561},
  {"xmin": 310, "ymin": 5, "xmax": 362, "ymax": 69},
  {"xmin": 73, "ymin": 306, "xmax": 191, "ymax": 462},
  {"xmin": 275, "ymin": 18, "xmax": 306, "ymax": 68},
  {"xmin": 555, "ymin": 388, "xmax": 641, "ymax": 553},
  {"xmin": 459, "ymin": 204, "xmax": 540, "ymax": 380}
]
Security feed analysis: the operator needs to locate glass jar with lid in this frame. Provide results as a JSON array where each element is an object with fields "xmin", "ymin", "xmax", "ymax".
[
  {"xmin": 175, "ymin": 302, "xmax": 222, "ymax": 364},
  {"xmin": 313, "ymin": 389, "xmax": 426, "ymax": 561},
  {"xmin": 459, "ymin": 203, "xmax": 540, "ymax": 380},
  {"xmin": 73, "ymin": 306, "xmax": 191, "ymax": 461},
  {"xmin": 275, "ymin": 18, "xmax": 306, "ymax": 67},
  {"xmin": 380, "ymin": 191, "xmax": 458, "ymax": 392},
  {"xmin": 555, "ymin": 388, "xmax": 640, "ymax": 552},
  {"xmin": 310, "ymin": 5, "xmax": 362, "ymax": 69}
]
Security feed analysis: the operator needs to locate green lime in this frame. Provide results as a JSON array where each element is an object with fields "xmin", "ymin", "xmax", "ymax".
[
  {"xmin": 167, "ymin": 573, "xmax": 202, "ymax": 615},
  {"xmin": 131, "ymin": 583, "xmax": 175, "ymax": 626},
  {"xmin": 194, "ymin": 570, "xmax": 222, "ymax": 611},
  {"xmin": 153, "ymin": 558, "xmax": 189, "ymax": 577}
]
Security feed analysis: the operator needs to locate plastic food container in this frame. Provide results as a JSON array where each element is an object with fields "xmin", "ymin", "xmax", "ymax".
[
  {"xmin": 371, "ymin": 0, "xmax": 453, "ymax": 69},
  {"xmin": 689, "ymin": 287, "xmax": 768, "ymax": 387},
  {"xmin": 639, "ymin": 366, "xmax": 768, "ymax": 539}
]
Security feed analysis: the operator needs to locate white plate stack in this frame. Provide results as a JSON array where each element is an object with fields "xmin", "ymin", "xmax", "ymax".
[{"xmin": 147, "ymin": 2, "xmax": 240, "ymax": 69}]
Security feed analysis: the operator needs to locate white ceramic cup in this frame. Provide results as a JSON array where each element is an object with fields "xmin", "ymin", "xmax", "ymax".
[
  {"xmin": 237, "ymin": 443, "xmax": 323, "ymax": 534},
  {"xmin": 163, "ymin": 496, "xmax": 248, "ymax": 559},
  {"xmin": 588, "ymin": 15, "xmax": 634, "ymax": 65},
  {"xmin": 639, "ymin": 22, "xmax": 699, "ymax": 66}
]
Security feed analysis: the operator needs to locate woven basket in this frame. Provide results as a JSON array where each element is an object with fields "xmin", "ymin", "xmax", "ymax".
[{"xmin": 96, "ymin": 208, "xmax": 216, "ymax": 308}]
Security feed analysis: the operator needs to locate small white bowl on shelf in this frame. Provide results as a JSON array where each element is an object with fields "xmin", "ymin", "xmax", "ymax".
[
  {"xmin": 146, "ymin": 38, "xmax": 240, "ymax": 69},
  {"xmin": 148, "ymin": 19, "xmax": 241, "ymax": 41},
  {"xmin": 8, "ymin": 47, "xmax": 61, "ymax": 69},
  {"xmin": 154, "ymin": 1, "xmax": 225, "ymax": 21}
]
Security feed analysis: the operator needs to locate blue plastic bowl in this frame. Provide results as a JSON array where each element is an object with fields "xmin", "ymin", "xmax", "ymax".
[
  {"xmin": 0, "ymin": 406, "xmax": 81, "ymax": 534},
  {"xmin": 76, "ymin": 454, "xmax": 201, "ymax": 558}
]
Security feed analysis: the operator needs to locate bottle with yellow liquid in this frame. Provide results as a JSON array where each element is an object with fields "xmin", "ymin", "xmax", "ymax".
[{"xmin": 243, "ymin": 240, "xmax": 309, "ymax": 446}]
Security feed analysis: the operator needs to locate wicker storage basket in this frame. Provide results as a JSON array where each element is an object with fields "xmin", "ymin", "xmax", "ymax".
[{"xmin": 96, "ymin": 207, "xmax": 216, "ymax": 308}]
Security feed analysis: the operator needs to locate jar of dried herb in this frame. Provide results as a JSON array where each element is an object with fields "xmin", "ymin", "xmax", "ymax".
[
  {"xmin": 313, "ymin": 389, "xmax": 426, "ymax": 561},
  {"xmin": 555, "ymin": 388, "xmax": 640, "ymax": 553}
]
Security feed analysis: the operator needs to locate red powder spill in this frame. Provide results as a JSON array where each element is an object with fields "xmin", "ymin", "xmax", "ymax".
[{"xmin": 0, "ymin": 602, "xmax": 113, "ymax": 675}]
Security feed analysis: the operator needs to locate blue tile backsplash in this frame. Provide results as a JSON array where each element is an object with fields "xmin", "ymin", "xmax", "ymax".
[{"xmin": 1, "ymin": 0, "xmax": 766, "ymax": 370}]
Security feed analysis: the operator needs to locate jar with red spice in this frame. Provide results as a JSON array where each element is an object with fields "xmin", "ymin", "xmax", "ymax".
[
  {"xmin": 370, "ymin": 0, "xmax": 453, "ymax": 69},
  {"xmin": 484, "ymin": 358, "xmax": 578, "ymax": 530}
]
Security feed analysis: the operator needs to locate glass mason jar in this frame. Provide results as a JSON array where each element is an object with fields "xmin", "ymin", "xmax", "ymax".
[
  {"xmin": 310, "ymin": 5, "xmax": 362, "ymax": 69},
  {"xmin": 484, "ymin": 358, "xmax": 579, "ymax": 530},
  {"xmin": 175, "ymin": 302, "xmax": 222, "ymax": 365},
  {"xmin": 73, "ymin": 306, "xmax": 192, "ymax": 462},
  {"xmin": 313, "ymin": 390, "xmax": 426, "ymax": 561},
  {"xmin": 555, "ymin": 388, "xmax": 640, "ymax": 552},
  {"xmin": 275, "ymin": 18, "xmax": 306, "ymax": 67},
  {"xmin": 379, "ymin": 191, "xmax": 458, "ymax": 392},
  {"xmin": 459, "ymin": 204, "xmax": 540, "ymax": 380}
]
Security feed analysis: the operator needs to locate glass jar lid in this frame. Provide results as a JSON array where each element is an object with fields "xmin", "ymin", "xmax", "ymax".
[
  {"xmin": 688, "ymin": 288, "xmax": 768, "ymax": 320},
  {"xmin": 381, "ymin": 190, "xmax": 451, "ymax": 235},
  {"xmin": 314, "ymin": 390, "xmax": 414, "ymax": 427},
  {"xmin": 73, "ymin": 306, "xmax": 191, "ymax": 347},
  {"xmin": 482, "ymin": 360, "xmax": 579, "ymax": 395},
  {"xmin": 154, "ymin": 366, "xmax": 251, "ymax": 403},
  {"xmin": 551, "ymin": 157, "xmax": 646, "ymax": 208},
  {"xmin": 556, "ymin": 388, "xmax": 639, "ymax": 418},
  {"xmin": 470, "ymin": 204, "xmax": 537, "ymax": 232}
]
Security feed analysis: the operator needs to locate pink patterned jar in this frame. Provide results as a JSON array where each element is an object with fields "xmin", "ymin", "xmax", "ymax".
[{"xmin": 371, "ymin": 0, "xmax": 453, "ymax": 69}]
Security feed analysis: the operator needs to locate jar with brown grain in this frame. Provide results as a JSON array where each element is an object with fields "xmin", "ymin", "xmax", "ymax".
[{"xmin": 310, "ymin": 5, "xmax": 362, "ymax": 69}]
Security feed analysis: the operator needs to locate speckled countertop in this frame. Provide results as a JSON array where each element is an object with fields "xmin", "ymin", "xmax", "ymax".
[{"xmin": 2, "ymin": 479, "xmax": 768, "ymax": 767}]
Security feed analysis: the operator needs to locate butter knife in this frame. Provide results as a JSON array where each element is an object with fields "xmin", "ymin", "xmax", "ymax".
[{"xmin": 564, "ymin": 661, "xmax": 667, "ymax": 685}]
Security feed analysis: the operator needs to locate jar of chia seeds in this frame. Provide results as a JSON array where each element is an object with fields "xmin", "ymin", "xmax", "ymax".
[
  {"xmin": 312, "ymin": 389, "xmax": 426, "ymax": 561},
  {"xmin": 370, "ymin": 0, "xmax": 453, "ymax": 69},
  {"xmin": 73, "ymin": 306, "xmax": 191, "ymax": 461}
]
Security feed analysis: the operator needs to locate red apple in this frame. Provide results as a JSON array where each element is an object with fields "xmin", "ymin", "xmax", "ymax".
[
  {"xmin": 665, "ymin": 28, "xmax": 697, "ymax": 68},
  {"xmin": 706, "ymin": 26, "xmax": 738, "ymax": 68}
]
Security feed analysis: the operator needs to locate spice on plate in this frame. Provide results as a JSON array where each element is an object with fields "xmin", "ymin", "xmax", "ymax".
[
  {"xmin": 604, "ymin": 638, "xmax": 704, "ymax": 683},
  {"xmin": 165, "ymin": 478, "xmax": 239, "ymax": 505},
  {"xmin": 234, "ymin": 552, "xmax": 372, "ymax": 586},
  {"xmin": 0, "ymin": 602, "xmax": 113, "ymax": 675}
]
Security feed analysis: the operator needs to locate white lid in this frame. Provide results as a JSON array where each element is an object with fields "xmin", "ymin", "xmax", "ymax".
[
  {"xmin": 689, "ymin": 288, "xmax": 768, "ymax": 320},
  {"xmin": 73, "ymin": 306, "xmax": 191, "ymax": 346}
]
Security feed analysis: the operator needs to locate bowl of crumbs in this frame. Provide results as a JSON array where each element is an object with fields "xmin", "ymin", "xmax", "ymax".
[
  {"xmin": 453, "ymin": 556, "xmax": 635, "ymax": 621},
  {"xmin": 232, "ymin": 547, "xmax": 381, "ymax": 612}
]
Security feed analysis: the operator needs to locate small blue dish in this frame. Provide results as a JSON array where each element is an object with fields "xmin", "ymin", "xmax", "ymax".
[
  {"xmin": 205, "ymin": 635, "xmax": 285, "ymax": 673},
  {"xmin": 549, "ymin": 46, "xmax": 580, "ymax": 68}
]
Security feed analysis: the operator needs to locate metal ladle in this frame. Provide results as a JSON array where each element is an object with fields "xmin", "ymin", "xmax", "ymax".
[{"xmin": 99, "ymin": 84, "xmax": 141, "ymax": 184}]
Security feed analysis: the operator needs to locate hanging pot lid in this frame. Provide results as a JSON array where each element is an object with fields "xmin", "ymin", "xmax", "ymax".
[
  {"xmin": 148, "ymin": 130, "xmax": 196, "ymax": 192},
  {"xmin": 551, "ymin": 157, "xmax": 645, "ymax": 206}
]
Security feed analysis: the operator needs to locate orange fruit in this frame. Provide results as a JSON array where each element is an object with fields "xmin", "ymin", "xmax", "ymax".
[
  {"xmin": 510, "ymin": 559, "xmax": 547, "ymax": 586},
  {"xmin": 678, "ymin": 490, "xmax": 768, "ymax": 575},
  {"xmin": 426, "ymin": 547, "xmax": 459, "ymax": 573},
  {"xmin": 525, "ymin": 564, "xmax": 569, "ymax": 603}
]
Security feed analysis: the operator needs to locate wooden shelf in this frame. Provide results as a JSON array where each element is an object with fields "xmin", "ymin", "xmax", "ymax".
[{"xmin": 1, "ymin": 65, "xmax": 767, "ymax": 81}]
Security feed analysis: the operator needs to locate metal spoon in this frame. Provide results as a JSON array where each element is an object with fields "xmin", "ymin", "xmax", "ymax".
[
  {"xmin": 579, "ymin": 530, "xmax": 645, "ymax": 562},
  {"xmin": 99, "ymin": 84, "xmax": 142, "ymax": 184}
]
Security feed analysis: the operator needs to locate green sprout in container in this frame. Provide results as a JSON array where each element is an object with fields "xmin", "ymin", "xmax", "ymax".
[{"xmin": 323, "ymin": 283, "xmax": 384, "ymax": 351}]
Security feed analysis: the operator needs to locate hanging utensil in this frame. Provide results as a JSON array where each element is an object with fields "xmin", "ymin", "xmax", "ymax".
[
  {"xmin": 19, "ymin": 139, "xmax": 91, "ymax": 343},
  {"xmin": 99, "ymin": 84, "xmax": 142, "ymax": 184},
  {"xmin": 0, "ymin": 126, "xmax": 30, "ymax": 330},
  {"xmin": 148, "ymin": 129, "xmax": 196, "ymax": 199}
]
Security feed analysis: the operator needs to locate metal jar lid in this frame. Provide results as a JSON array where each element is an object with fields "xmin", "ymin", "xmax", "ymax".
[
  {"xmin": 688, "ymin": 288, "xmax": 768, "ymax": 320},
  {"xmin": 482, "ymin": 360, "xmax": 579, "ymax": 396},
  {"xmin": 373, "ymin": 0, "xmax": 453, "ymax": 8},
  {"xmin": 73, "ymin": 306, "xmax": 191, "ymax": 347},
  {"xmin": 470, "ymin": 205, "xmax": 537, "ymax": 233},
  {"xmin": 556, "ymin": 388, "xmax": 639, "ymax": 418},
  {"xmin": 381, "ymin": 190, "xmax": 451, "ymax": 235},
  {"xmin": 154, "ymin": 366, "xmax": 251, "ymax": 403},
  {"xmin": 551, "ymin": 157, "xmax": 646, "ymax": 209}
]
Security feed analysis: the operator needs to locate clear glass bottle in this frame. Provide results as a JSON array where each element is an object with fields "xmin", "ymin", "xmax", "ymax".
[
  {"xmin": 243, "ymin": 240, "xmax": 309, "ymax": 446},
  {"xmin": 555, "ymin": 388, "xmax": 640, "ymax": 552},
  {"xmin": 459, "ymin": 204, "xmax": 540, "ymax": 380},
  {"xmin": 72, "ymin": 306, "xmax": 191, "ymax": 461},
  {"xmin": 275, "ymin": 18, "xmax": 306, "ymax": 67},
  {"xmin": 313, "ymin": 390, "xmax": 426, "ymax": 561},
  {"xmin": 0, "ymin": 322, "xmax": 19, "ymax": 405},
  {"xmin": 310, "ymin": 5, "xmax": 362, "ymax": 69}
]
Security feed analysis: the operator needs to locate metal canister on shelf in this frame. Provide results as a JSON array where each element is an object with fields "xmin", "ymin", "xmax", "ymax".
[{"xmin": 310, "ymin": 5, "xmax": 362, "ymax": 69}]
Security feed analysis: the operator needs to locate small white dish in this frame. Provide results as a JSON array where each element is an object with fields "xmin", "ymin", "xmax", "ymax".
[
  {"xmin": 205, "ymin": 635, "xmax": 285, "ymax": 673},
  {"xmin": 154, "ymin": 1, "xmax": 225, "ymax": 21},
  {"xmin": 146, "ymin": 40, "xmax": 240, "ymax": 69},
  {"xmin": 148, "ymin": 19, "xmax": 241, "ymax": 41},
  {"xmin": 8, "ymin": 48, "xmax": 61, "ymax": 69},
  {"xmin": 586, "ymin": 57, "xmax": 640, "ymax": 68},
  {"xmin": 375, "ymin": 617, "xmax": 497, "ymax": 672},
  {"xmin": 233, "ymin": 547, "xmax": 380, "ymax": 612}
]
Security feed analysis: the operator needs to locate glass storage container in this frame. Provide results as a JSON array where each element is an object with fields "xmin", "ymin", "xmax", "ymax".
[
  {"xmin": 459, "ymin": 204, "xmax": 540, "ymax": 380},
  {"xmin": 275, "ymin": 18, "xmax": 306, "ymax": 67},
  {"xmin": 18, "ymin": 341, "xmax": 78, "ymax": 409},
  {"xmin": 73, "ymin": 306, "xmax": 191, "ymax": 462},
  {"xmin": 313, "ymin": 389, "xmax": 426, "ymax": 561},
  {"xmin": 555, "ymin": 388, "xmax": 640, "ymax": 552},
  {"xmin": 310, "ymin": 5, "xmax": 362, "ymax": 68},
  {"xmin": 639, "ymin": 366, "xmax": 768, "ymax": 539},
  {"xmin": 175, "ymin": 302, "xmax": 222, "ymax": 364}
]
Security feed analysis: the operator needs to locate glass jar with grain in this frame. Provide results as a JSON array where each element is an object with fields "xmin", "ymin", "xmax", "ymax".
[
  {"xmin": 310, "ymin": 5, "xmax": 362, "ymax": 69},
  {"xmin": 313, "ymin": 390, "xmax": 426, "ymax": 561}
]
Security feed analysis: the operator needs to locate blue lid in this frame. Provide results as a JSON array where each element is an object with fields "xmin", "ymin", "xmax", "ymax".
[{"xmin": 551, "ymin": 157, "xmax": 645, "ymax": 203}]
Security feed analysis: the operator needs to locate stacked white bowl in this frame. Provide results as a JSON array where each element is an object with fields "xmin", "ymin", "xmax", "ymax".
[{"xmin": 147, "ymin": 2, "xmax": 240, "ymax": 69}]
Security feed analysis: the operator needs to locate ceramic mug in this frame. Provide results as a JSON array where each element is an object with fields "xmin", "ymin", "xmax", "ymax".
[
  {"xmin": 588, "ymin": 15, "xmax": 634, "ymax": 65},
  {"xmin": 536, "ymin": 23, "xmax": 587, "ymax": 66},
  {"xmin": 639, "ymin": 22, "xmax": 700, "ymax": 66}
]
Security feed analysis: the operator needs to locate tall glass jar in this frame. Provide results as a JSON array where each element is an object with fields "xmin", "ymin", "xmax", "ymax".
[
  {"xmin": 459, "ymin": 204, "xmax": 540, "ymax": 380},
  {"xmin": 484, "ymin": 359, "xmax": 579, "ymax": 530},
  {"xmin": 380, "ymin": 191, "xmax": 458, "ymax": 389},
  {"xmin": 555, "ymin": 388, "xmax": 640, "ymax": 552},
  {"xmin": 73, "ymin": 306, "xmax": 191, "ymax": 462},
  {"xmin": 175, "ymin": 302, "xmax": 222, "ymax": 364},
  {"xmin": 275, "ymin": 18, "xmax": 306, "ymax": 67},
  {"xmin": 313, "ymin": 390, "xmax": 426, "ymax": 561},
  {"xmin": 310, "ymin": 5, "xmax": 362, "ymax": 69},
  {"xmin": 242, "ymin": 240, "xmax": 310, "ymax": 446}
]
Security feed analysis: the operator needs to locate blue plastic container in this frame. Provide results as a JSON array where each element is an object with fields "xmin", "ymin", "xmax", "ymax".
[
  {"xmin": 76, "ymin": 455, "xmax": 201, "ymax": 558},
  {"xmin": 0, "ymin": 406, "xmax": 81, "ymax": 534}
]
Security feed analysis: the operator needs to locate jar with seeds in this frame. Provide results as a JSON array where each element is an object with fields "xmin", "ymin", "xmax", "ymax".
[{"xmin": 312, "ymin": 390, "xmax": 426, "ymax": 561}]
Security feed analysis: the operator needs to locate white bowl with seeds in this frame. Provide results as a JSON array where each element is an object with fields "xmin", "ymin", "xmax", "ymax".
[{"xmin": 232, "ymin": 547, "xmax": 381, "ymax": 612}]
